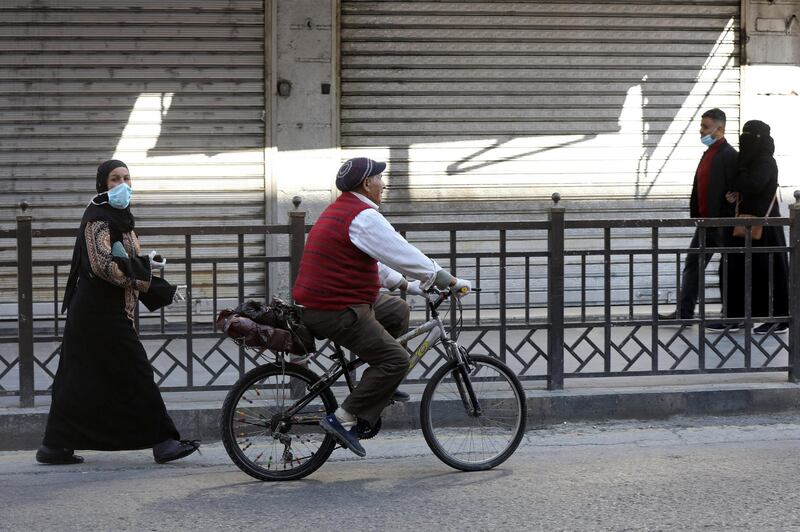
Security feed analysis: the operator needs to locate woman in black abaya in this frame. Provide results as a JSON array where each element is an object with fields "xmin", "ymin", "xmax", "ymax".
[
  {"xmin": 726, "ymin": 120, "xmax": 789, "ymax": 334},
  {"xmin": 37, "ymin": 160, "xmax": 199, "ymax": 465}
]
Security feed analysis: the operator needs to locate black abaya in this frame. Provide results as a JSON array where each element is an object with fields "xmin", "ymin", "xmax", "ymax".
[
  {"xmin": 43, "ymin": 282, "xmax": 179, "ymax": 450},
  {"xmin": 43, "ymin": 200, "xmax": 179, "ymax": 451},
  {"xmin": 723, "ymin": 123, "xmax": 789, "ymax": 320}
]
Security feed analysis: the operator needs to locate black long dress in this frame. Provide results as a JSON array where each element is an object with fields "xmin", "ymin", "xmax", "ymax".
[
  {"xmin": 724, "ymin": 131, "xmax": 789, "ymax": 321},
  {"xmin": 42, "ymin": 200, "xmax": 179, "ymax": 451}
]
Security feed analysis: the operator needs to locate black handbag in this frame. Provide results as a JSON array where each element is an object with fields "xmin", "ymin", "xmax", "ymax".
[
  {"xmin": 139, "ymin": 275, "xmax": 178, "ymax": 312},
  {"xmin": 112, "ymin": 254, "xmax": 178, "ymax": 312}
]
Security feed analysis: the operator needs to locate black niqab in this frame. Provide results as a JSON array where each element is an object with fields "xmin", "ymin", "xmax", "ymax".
[{"xmin": 739, "ymin": 119, "xmax": 775, "ymax": 165}]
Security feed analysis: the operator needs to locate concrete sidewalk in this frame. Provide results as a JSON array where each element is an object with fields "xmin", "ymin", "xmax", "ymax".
[{"xmin": 3, "ymin": 372, "xmax": 800, "ymax": 451}]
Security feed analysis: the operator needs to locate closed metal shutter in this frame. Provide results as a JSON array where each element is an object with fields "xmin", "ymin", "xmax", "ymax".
[
  {"xmin": 1, "ymin": 0, "xmax": 266, "ymax": 304},
  {"xmin": 340, "ymin": 1, "xmax": 741, "ymax": 308}
]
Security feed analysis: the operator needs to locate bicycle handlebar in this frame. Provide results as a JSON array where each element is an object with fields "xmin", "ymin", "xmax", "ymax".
[{"xmin": 425, "ymin": 286, "xmax": 481, "ymax": 312}]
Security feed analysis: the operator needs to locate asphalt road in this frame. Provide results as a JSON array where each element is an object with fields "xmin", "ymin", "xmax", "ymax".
[{"xmin": 3, "ymin": 415, "xmax": 800, "ymax": 531}]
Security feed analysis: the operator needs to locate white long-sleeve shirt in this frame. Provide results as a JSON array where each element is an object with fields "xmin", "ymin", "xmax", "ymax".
[{"xmin": 348, "ymin": 192, "xmax": 442, "ymax": 290}]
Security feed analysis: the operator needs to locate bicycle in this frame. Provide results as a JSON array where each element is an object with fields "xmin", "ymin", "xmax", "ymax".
[{"xmin": 220, "ymin": 288, "xmax": 527, "ymax": 481}]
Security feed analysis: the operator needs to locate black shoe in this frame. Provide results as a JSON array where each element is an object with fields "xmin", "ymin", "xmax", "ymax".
[
  {"xmin": 706, "ymin": 322, "xmax": 741, "ymax": 333},
  {"xmin": 36, "ymin": 445, "xmax": 84, "ymax": 465},
  {"xmin": 754, "ymin": 322, "xmax": 789, "ymax": 335},
  {"xmin": 658, "ymin": 310, "xmax": 693, "ymax": 320},
  {"xmin": 153, "ymin": 439, "xmax": 201, "ymax": 464},
  {"xmin": 391, "ymin": 389, "xmax": 410, "ymax": 403}
]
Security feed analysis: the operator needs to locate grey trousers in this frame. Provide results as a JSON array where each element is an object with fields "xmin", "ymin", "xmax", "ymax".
[{"xmin": 301, "ymin": 294, "xmax": 410, "ymax": 425}]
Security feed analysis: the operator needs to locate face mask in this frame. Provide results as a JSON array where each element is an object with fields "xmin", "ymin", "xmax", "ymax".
[
  {"xmin": 107, "ymin": 183, "xmax": 132, "ymax": 209},
  {"xmin": 700, "ymin": 125, "xmax": 720, "ymax": 147},
  {"xmin": 700, "ymin": 133, "xmax": 716, "ymax": 146}
]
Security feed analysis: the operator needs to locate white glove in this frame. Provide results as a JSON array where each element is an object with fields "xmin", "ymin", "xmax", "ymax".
[
  {"xmin": 405, "ymin": 280, "xmax": 425, "ymax": 296},
  {"xmin": 148, "ymin": 250, "xmax": 166, "ymax": 270},
  {"xmin": 450, "ymin": 278, "xmax": 472, "ymax": 297},
  {"xmin": 173, "ymin": 285, "xmax": 187, "ymax": 303}
]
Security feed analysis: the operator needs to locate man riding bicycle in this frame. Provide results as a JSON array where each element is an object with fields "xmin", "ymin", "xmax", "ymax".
[{"xmin": 292, "ymin": 157, "xmax": 472, "ymax": 457}]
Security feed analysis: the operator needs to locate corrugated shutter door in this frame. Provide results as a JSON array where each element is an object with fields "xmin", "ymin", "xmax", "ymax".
[
  {"xmin": 340, "ymin": 1, "xmax": 740, "ymax": 308},
  {"xmin": 1, "ymin": 1, "xmax": 265, "ymax": 303}
]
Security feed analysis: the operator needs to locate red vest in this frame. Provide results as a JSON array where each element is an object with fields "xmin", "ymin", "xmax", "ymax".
[{"xmin": 292, "ymin": 193, "xmax": 380, "ymax": 310}]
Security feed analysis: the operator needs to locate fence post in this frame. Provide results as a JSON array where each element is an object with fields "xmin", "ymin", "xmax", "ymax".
[
  {"xmin": 547, "ymin": 193, "xmax": 565, "ymax": 391},
  {"xmin": 788, "ymin": 191, "xmax": 800, "ymax": 383},
  {"xmin": 288, "ymin": 197, "xmax": 308, "ymax": 398},
  {"xmin": 288, "ymin": 196, "xmax": 306, "ymax": 295},
  {"xmin": 17, "ymin": 206, "xmax": 35, "ymax": 407}
]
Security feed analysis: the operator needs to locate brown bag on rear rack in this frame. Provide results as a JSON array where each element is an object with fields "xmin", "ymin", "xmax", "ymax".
[{"xmin": 215, "ymin": 309, "xmax": 301, "ymax": 354}]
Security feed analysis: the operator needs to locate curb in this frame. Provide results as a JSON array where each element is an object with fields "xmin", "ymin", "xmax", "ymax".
[{"xmin": 4, "ymin": 383, "xmax": 800, "ymax": 451}]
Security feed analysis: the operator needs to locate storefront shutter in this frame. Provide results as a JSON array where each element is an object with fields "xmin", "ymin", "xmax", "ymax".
[
  {"xmin": 340, "ymin": 1, "xmax": 741, "ymax": 308},
  {"xmin": 1, "ymin": 0, "xmax": 266, "ymax": 306}
]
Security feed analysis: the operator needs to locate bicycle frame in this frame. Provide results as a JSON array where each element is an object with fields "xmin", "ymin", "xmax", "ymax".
[
  {"xmin": 280, "ymin": 292, "xmax": 468, "ymax": 423},
  {"xmin": 398, "ymin": 317, "xmax": 448, "ymax": 372}
]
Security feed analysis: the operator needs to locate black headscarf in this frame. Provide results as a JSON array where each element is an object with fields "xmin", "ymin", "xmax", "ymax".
[
  {"xmin": 739, "ymin": 120, "xmax": 775, "ymax": 166},
  {"xmin": 96, "ymin": 159, "xmax": 127, "ymax": 193},
  {"xmin": 62, "ymin": 160, "xmax": 136, "ymax": 312},
  {"xmin": 87, "ymin": 159, "xmax": 135, "ymax": 235}
]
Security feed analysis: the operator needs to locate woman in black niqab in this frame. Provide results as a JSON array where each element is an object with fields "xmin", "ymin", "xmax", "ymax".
[
  {"xmin": 37, "ymin": 160, "xmax": 199, "ymax": 465},
  {"xmin": 725, "ymin": 120, "xmax": 789, "ymax": 333}
]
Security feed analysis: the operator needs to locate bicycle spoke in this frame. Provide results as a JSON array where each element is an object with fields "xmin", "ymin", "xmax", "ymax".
[
  {"xmin": 423, "ymin": 358, "xmax": 524, "ymax": 469},
  {"xmin": 476, "ymin": 416, "xmax": 518, "ymax": 430},
  {"xmin": 223, "ymin": 363, "xmax": 337, "ymax": 480}
]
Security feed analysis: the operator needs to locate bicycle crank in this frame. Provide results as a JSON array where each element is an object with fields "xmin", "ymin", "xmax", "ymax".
[{"xmin": 356, "ymin": 417, "xmax": 382, "ymax": 439}]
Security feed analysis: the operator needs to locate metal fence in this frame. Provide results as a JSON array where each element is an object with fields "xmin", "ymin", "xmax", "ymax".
[{"xmin": 3, "ymin": 193, "xmax": 800, "ymax": 407}]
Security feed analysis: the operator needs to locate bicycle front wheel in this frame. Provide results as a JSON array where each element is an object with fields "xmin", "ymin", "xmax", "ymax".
[
  {"xmin": 220, "ymin": 362, "xmax": 337, "ymax": 481},
  {"xmin": 420, "ymin": 354, "xmax": 526, "ymax": 471}
]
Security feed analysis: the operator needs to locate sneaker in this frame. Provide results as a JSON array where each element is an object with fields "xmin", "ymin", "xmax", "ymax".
[
  {"xmin": 754, "ymin": 322, "xmax": 789, "ymax": 335},
  {"xmin": 153, "ymin": 439, "xmax": 201, "ymax": 464},
  {"xmin": 35, "ymin": 445, "xmax": 84, "ymax": 465},
  {"xmin": 320, "ymin": 414, "xmax": 366, "ymax": 457},
  {"xmin": 705, "ymin": 322, "xmax": 741, "ymax": 333}
]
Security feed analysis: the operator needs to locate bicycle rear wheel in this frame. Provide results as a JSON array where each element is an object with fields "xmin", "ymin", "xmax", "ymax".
[
  {"xmin": 420, "ymin": 354, "xmax": 526, "ymax": 471},
  {"xmin": 220, "ymin": 362, "xmax": 337, "ymax": 481}
]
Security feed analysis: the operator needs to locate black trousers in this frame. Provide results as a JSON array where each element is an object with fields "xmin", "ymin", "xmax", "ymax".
[{"xmin": 677, "ymin": 228, "xmax": 727, "ymax": 319}]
